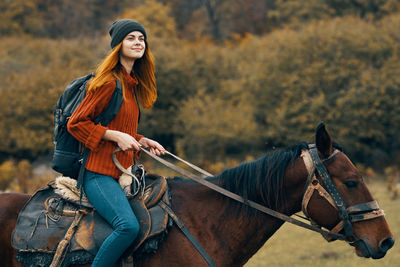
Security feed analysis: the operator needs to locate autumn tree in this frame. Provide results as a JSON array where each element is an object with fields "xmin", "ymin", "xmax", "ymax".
[
  {"xmin": 1, "ymin": 0, "xmax": 400, "ymax": 171},
  {"xmin": 172, "ymin": 14, "xmax": 400, "ymax": 167},
  {"xmin": 0, "ymin": 37, "xmax": 106, "ymax": 160},
  {"xmin": 0, "ymin": 0, "xmax": 123, "ymax": 38}
]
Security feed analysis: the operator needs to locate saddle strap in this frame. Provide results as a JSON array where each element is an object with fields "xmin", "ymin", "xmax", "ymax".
[
  {"xmin": 50, "ymin": 210, "xmax": 86, "ymax": 267},
  {"xmin": 158, "ymin": 200, "xmax": 216, "ymax": 267}
]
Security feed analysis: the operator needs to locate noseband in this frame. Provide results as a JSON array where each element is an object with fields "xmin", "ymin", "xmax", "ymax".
[{"xmin": 301, "ymin": 144, "xmax": 385, "ymax": 243}]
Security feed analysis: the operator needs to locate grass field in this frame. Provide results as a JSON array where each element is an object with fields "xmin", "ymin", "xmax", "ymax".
[{"xmin": 245, "ymin": 179, "xmax": 400, "ymax": 267}]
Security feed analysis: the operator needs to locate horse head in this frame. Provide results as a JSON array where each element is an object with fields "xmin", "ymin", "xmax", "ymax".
[{"xmin": 303, "ymin": 123, "xmax": 394, "ymax": 259}]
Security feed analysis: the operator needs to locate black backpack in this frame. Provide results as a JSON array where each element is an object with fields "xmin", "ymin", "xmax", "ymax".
[{"xmin": 51, "ymin": 73, "xmax": 123, "ymax": 186}]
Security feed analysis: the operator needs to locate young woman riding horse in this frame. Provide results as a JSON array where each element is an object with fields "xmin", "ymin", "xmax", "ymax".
[
  {"xmin": 0, "ymin": 124, "xmax": 394, "ymax": 266},
  {"xmin": 66, "ymin": 19, "xmax": 165, "ymax": 267}
]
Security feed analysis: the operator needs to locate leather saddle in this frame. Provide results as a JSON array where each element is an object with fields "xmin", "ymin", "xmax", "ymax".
[{"xmin": 12, "ymin": 174, "xmax": 172, "ymax": 267}]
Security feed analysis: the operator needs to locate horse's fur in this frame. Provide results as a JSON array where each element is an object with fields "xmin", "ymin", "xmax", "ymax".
[{"xmin": 214, "ymin": 142, "xmax": 309, "ymax": 215}]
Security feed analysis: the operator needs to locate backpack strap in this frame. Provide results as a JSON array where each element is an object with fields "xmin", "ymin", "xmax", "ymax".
[
  {"xmin": 94, "ymin": 79, "xmax": 124, "ymax": 126},
  {"xmin": 134, "ymin": 88, "xmax": 141, "ymax": 124},
  {"xmin": 76, "ymin": 79, "xmax": 124, "ymax": 189},
  {"xmin": 77, "ymin": 148, "xmax": 90, "ymax": 189}
]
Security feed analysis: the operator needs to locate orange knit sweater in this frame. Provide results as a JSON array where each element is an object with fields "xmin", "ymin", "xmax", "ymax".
[{"xmin": 67, "ymin": 71, "xmax": 142, "ymax": 178}]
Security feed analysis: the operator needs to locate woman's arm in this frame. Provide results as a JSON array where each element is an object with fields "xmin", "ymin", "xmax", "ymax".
[{"xmin": 67, "ymin": 81, "xmax": 116, "ymax": 151}]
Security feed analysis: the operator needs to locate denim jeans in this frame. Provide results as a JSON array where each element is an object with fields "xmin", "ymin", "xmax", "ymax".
[{"xmin": 83, "ymin": 170, "xmax": 139, "ymax": 267}]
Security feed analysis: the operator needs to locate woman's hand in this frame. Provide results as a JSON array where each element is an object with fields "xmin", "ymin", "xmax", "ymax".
[
  {"xmin": 139, "ymin": 137, "xmax": 165, "ymax": 156},
  {"xmin": 103, "ymin": 130, "xmax": 141, "ymax": 151}
]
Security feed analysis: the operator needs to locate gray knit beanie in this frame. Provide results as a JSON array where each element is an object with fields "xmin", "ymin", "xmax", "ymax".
[{"xmin": 109, "ymin": 19, "xmax": 147, "ymax": 49}]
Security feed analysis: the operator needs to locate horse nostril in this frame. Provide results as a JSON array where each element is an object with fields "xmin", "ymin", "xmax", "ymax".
[{"xmin": 379, "ymin": 237, "xmax": 395, "ymax": 253}]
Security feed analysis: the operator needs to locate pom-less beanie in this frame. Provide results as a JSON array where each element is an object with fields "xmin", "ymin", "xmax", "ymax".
[{"xmin": 109, "ymin": 19, "xmax": 147, "ymax": 49}]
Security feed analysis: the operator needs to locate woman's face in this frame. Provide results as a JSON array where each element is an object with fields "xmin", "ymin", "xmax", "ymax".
[{"xmin": 121, "ymin": 31, "xmax": 146, "ymax": 60}]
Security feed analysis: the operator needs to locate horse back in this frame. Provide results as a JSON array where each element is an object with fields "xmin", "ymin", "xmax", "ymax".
[{"xmin": 0, "ymin": 192, "xmax": 30, "ymax": 267}]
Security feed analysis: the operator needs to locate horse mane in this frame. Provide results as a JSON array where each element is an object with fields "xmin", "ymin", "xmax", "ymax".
[{"xmin": 211, "ymin": 142, "xmax": 309, "ymax": 213}]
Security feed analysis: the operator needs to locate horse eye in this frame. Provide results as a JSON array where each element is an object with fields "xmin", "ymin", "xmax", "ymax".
[{"xmin": 344, "ymin": 181, "xmax": 358, "ymax": 189}]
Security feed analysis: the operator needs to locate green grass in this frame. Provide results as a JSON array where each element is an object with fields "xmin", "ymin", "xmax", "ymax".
[{"xmin": 245, "ymin": 180, "xmax": 400, "ymax": 267}]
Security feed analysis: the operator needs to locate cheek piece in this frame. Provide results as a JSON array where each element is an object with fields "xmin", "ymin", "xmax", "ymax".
[{"xmin": 301, "ymin": 144, "xmax": 384, "ymax": 243}]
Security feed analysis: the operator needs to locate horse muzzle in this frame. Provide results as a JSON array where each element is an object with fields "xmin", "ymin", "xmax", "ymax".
[{"xmin": 354, "ymin": 236, "xmax": 395, "ymax": 259}]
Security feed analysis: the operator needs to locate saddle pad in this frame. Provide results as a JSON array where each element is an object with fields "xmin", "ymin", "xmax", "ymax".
[
  {"xmin": 52, "ymin": 174, "xmax": 167, "ymax": 209},
  {"xmin": 12, "ymin": 183, "xmax": 172, "ymax": 265}
]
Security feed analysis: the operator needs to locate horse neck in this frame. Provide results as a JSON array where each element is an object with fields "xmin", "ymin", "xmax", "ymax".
[
  {"xmin": 168, "ymin": 158, "xmax": 308, "ymax": 266},
  {"xmin": 281, "ymin": 156, "xmax": 310, "ymax": 215}
]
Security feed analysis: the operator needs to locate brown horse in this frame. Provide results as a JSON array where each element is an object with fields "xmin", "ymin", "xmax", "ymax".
[{"xmin": 0, "ymin": 124, "xmax": 394, "ymax": 266}]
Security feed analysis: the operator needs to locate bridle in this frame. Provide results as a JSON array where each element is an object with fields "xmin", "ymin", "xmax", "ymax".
[{"xmin": 301, "ymin": 144, "xmax": 385, "ymax": 243}]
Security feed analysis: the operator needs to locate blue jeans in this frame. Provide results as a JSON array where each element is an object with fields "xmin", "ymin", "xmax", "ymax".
[{"xmin": 83, "ymin": 170, "xmax": 139, "ymax": 267}]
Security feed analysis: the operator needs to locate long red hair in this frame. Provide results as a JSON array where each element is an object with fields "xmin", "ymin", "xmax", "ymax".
[{"xmin": 87, "ymin": 40, "xmax": 157, "ymax": 109}]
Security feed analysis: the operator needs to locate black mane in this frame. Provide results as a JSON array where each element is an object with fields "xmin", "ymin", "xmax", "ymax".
[{"xmin": 211, "ymin": 142, "xmax": 309, "ymax": 212}]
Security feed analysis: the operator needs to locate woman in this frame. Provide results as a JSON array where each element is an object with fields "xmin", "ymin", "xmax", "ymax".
[{"xmin": 67, "ymin": 19, "xmax": 164, "ymax": 267}]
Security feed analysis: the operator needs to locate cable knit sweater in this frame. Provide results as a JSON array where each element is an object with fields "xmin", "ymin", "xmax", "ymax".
[{"xmin": 67, "ymin": 70, "xmax": 142, "ymax": 178}]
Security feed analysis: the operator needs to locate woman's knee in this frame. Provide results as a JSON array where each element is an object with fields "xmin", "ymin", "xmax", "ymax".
[{"xmin": 116, "ymin": 216, "xmax": 140, "ymax": 237}]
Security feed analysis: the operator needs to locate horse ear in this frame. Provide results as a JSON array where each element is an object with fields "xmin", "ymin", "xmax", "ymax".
[{"xmin": 315, "ymin": 122, "xmax": 333, "ymax": 158}]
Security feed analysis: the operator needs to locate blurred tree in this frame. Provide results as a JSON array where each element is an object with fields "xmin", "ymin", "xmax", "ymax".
[
  {"xmin": 160, "ymin": 0, "xmax": 203, "ymax": 33},
  {"xmin": 257, "ymin": 0, "xmax": 400, "ymax": 34},
  {"xmin": 0, "ymin": 0, "xmax": 123, "ymax": 38},
  {"xmin": 0, "ymin": 160, "xmax": 16, "ymax": 191},
  {"xmin": 334, "ymin": 55, "xmax": 400, "ymax": 168},
  {"xmin": 15, "ymin": 160, "xmax": 33, "ymax": 193},
  {"xmin": 1, "ymin": 0, "xmax": 400, "ymax": 170},
  {"xmin": 121, "ymin": 0, "xmax": 178, "ymax": 39},
  {"xmin": 274, "ymin": 0, "xmax": 334, "ymax": 26},
  {"xmin": 326, "ymin": 0, "xmax": 400, "ymax": 19},
  {"xmin": 223, "ymin": 0, "xmax": 279, "ymax": 35},
  {"xmin": 240, "ymin": 16, "xmax": 398, "ymax": 166},
  {"xmin": 171, "ymin": 14, "xmax": 400, "ymax": 166},
  {"xmin": 172, "ymin": 0, "xmax": 278, "ymax": 40},
  {"xmin": 0, "ymin": 0, "xmax": 43, "ymax": 35},
  {"xmin": 2, "ymin": 0, "xmax": 400, "ymax": 40},
  {"xmin": 0, "ymin": 37, "xmax": 105, "ymax": 161},
  {"xmin": 203, "ymin": 0, "xmax": 224, "ymax": 40},
  {"xmin": 176, "ymin": 85, "xmax": 260, "ymax": 164}
]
